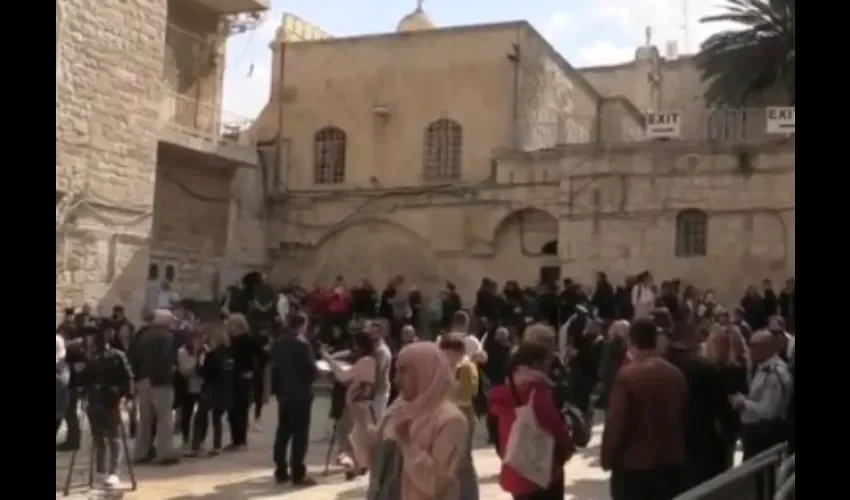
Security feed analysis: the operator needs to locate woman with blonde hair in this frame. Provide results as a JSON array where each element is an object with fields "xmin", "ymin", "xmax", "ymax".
[
  {"xmin": 225, "ymin": 313, "xmax": 260, "ymax": 451},
  {"xmin": 189, "ymin": 324, "xmax": 233, "ymax": 456},
  {"xmin": 706, "ymin": 325, "xmax": 750, "ymax": 471}
]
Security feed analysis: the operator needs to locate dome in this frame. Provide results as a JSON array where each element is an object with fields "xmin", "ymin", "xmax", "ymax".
[{"xmin": 397, "ymin": 7, "xmax": 434, "ymax": 32}]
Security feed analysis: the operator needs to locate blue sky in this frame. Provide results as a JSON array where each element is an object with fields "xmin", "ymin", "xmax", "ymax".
[{"xmin": 222, "ymin": 0, "xmax": 735, "ymax": 120}]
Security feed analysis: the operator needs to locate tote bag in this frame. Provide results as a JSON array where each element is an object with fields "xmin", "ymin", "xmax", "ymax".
[{"xmin": 503, "ymin": 379, "xmax": 555, "ymax": 489}]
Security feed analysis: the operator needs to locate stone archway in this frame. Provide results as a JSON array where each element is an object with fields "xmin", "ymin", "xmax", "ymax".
[
  {"xmin": 492, "ymin": 208, "xmax": 559, "ymax": 256},
  {"xmin": 301, "ymin": 219, "xmax": 441, "ymax": 290},
  {"xmin": 489, "ymin": 208, "xmax": 560, "ymax": 286}
]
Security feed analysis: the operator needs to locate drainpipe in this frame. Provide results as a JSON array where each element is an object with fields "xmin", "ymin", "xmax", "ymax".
[
  {"xmin": 508, "ymin": 30, "xmax": 521, "ymax": 150},
  {"xmin": 276, "ymin": 41, "xmax": 288, "ymax": 191}
]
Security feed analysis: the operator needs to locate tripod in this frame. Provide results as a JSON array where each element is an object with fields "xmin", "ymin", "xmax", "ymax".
[
  {"xmin": 322, "ymin": 404, "xmax": 377, "ymax": 476},
  {"xmin": 62, "ymin": 402, "xmax": 137, "ymax": 497}
]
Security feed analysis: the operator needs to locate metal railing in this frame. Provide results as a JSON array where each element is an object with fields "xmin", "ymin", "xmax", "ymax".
[
  {"xmin": 695, "ymin": 108, "xmax": 776, "ymax": 143},
  {"xmin": 674, "ymin": 443, "xmax": 789, "ymax": 500},
  {"xmin": 159, "ymin": 91, "xmax": 253, "ymax": 147},
  {"xmin": 775, "ymin": 455, "xmax": 795, "ymax": 500}
]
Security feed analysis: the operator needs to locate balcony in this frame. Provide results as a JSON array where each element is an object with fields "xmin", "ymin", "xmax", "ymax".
[
  {"xmin": 158, "ymin": 92, "xmax": 258, "ymax": 165},
  {"xmin": 185, "ymin": 0, "xmax": 269, "ymax": 15}
]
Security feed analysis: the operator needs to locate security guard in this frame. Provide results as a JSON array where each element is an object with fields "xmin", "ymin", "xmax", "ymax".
[
  {"xmin": 729, "ymin": 329, "xmax": 792, "ymax": 459},
  {"xmin": 78, "ymin": 319, "xmax": 135, "ymax": 489}
]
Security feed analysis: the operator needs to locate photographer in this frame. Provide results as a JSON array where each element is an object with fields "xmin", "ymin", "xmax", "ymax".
[
  {"xmin": 57, "ymin": 324, "xmax": 88, "ymax": 451},
  {"xmin": 77, "ymin": 320, "xmax": 134, "ymax": 489}
]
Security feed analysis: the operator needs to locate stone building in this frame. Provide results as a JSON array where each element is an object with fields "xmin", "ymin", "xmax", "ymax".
[
  {"xmin": 56, "ymin": 2, "xmax": 795, "ymax": 321},
  {"xmin": 56, "ymin": 0, "xmax": 270, "ymax": 322},
  {"xmin": 248, "ymin": 9, "xmax": 795, "ymax": 302}
]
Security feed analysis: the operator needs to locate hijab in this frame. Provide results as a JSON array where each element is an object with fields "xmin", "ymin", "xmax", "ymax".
[{"xmin": 391, "ymin": 342, "xmax": 454, "ymax": 433}]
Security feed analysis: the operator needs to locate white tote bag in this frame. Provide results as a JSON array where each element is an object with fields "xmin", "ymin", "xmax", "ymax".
[{"xmin": 502, "ymin": 387, "xmax": 555, "ymax": 488}]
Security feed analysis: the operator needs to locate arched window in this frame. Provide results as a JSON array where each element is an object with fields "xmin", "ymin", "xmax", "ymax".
[
  {"xmin": 313, "ymin": 126, "xmax": 347, "ymax": 184},
  {"xmin": 423, "ymin": 119, "xmax": 462, "ymax": 180},
  {"xmin": 675, "ymin": 210, "xmax": 708, "ymax": 257}
]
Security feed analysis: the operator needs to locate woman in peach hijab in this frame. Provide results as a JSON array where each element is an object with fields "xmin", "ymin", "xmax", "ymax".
[{"xmin": 367, "ymin": 342, "xmax": 474, "ymax": 500}]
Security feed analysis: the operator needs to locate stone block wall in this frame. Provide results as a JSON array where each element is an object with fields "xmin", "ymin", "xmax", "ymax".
[{"xmin": 56, "ymin": 0, "xmax": 167, "ymax": 322}]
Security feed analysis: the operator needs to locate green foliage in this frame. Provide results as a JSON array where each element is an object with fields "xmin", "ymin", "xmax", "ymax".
[{"xmin": 696, "ymin": 0, "xmax": 795, "ymax": 107}]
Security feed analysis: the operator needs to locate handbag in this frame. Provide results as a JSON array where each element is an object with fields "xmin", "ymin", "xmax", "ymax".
[{"xmin": 503, "ymin": 376, "xmax": 555, "ymax": 489}]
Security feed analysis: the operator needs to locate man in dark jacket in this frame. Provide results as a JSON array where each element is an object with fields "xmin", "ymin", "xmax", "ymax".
[
  {"xmin": 129, "ymin": 309, "xmax": 178, "ymax": 465},
  {"xmin": 665, "ymin": 322, "xmax": 730, "ymax": 489},
  {"xmin": 271, "ymin": 313, "xmax": 317, "ymax": 486},
  {"xmin": 591, "ymin": 272, "xmax": 617, "ymax": 323}
]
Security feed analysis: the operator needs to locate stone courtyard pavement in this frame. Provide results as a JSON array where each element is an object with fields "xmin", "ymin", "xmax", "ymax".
[{"xmin": 57, "ymin": 395, "xmax": 611, "ymax": 500}]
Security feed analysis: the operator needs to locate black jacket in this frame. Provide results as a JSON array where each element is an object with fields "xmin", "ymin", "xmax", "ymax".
[
  {"xmin": 79, "ymin": 346, "xmax": 134, "ymax": 406},
  {"xmin": 198, "ymin": 345, "xmax": 234, "ymax": 409},
  {"xmin": 665, "ymin": 348, "xmax": 729, "ymax": 466},
  {"xmin": 128, "ymin": 325, "xmax": 174, "ymax": 387},
  {"xmin": 271, "ymin": 334, "xmax": 317, "ymax": 403}
]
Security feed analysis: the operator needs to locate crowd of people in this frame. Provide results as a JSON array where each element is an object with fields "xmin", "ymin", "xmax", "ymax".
[{"xmin": 54, "ymin": 270, "xmax": 795, "ymax": 500}]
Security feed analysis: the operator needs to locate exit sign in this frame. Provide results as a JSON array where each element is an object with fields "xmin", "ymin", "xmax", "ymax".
[
  {"xmin": 766, "ymin": 107, "xmax": 795, "ymax": 134},
  {"xmin": 645, "ymin": 112, "xmax": 682, "ymax": 139}
]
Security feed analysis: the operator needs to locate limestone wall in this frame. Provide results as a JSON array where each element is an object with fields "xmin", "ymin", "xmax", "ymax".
[
  {"xmin": 268, "ymin": 140, "xmax": 793, "ymax": 304},
  {"xmin": 56, "ymin": 0, "xmax": 167, "ymax": 322}
]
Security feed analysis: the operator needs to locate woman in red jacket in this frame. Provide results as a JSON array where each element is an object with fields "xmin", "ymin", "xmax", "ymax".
[{"xmin": 489, "ymin": 339, "xmax": 575, "ymax": 500}]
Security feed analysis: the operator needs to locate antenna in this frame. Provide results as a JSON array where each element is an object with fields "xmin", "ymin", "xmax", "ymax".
[{"xmin": 682, "ymin": 0, "xmax": 690, "ymax": 53}]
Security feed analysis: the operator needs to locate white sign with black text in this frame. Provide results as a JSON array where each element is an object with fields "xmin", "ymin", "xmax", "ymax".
[
  {"xmin": 645, "ymin": 112, "xmax": 682, "ymax": 139},
  {"xmin": 766, "ymin": 107, "xmax": 795, "ymax": 134}
]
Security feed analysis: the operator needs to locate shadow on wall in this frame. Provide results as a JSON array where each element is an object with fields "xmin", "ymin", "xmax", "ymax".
[
  {"xmin": 274, "ymin": 220, "xmax": 443, "ymax": 291},
  {"xmin": 57, "ymin": 231, "xmax": 152, "ymax": 324}
]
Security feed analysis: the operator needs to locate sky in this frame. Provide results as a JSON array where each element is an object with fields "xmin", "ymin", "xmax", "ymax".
[{"xmin": 221, "ymin": 0, "xmax": 738, "ymax": 121}]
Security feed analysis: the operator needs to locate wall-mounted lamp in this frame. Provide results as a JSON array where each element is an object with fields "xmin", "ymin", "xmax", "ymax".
[{"xmin": 373, "ymin": 103, "xmax": 391, "ymax": 117}]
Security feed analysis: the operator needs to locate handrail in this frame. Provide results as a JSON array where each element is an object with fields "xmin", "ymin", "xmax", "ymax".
[
  {"xmin": 673, "ymin": 443, "xmax": 788, "ymax": 500},
  {"xmin": 774, "ymin": 472, "xmax": 795, "ymax": 500}
]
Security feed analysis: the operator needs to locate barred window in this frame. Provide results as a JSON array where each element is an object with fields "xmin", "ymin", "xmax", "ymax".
[
  {"xmin": 313, "ymin": 127, "xmax": 347, "ymax": 184},
  {"xmin": 675, "ymin": 210, "xmax": 708, "ymax": 257},
  {"xmin": 423, "ymin": 119, "xmax": 462, "ymax": 180}
]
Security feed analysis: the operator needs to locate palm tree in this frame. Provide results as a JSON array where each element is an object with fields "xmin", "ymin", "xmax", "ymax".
[{"xmin": 696, "ymin": 0, "xmax": 795, "ymax": 107}]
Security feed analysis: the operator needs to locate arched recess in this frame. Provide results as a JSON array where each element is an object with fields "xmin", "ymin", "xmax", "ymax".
[
  {"xmin": 492, "ymin": 208, "xmax": 559, "ymax": 256},
  {"xmin": 489, "ymin": 208, "xmax": 560, "ymax": 285},
  {"xmin": 286, "ymin": 219, "xmax": 442, "ymax": 290}
]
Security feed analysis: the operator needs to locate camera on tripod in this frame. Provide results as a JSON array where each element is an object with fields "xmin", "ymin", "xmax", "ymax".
[{"xmin": 61, "ymin": 318, "xmax": 137, "ymax": 496}]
